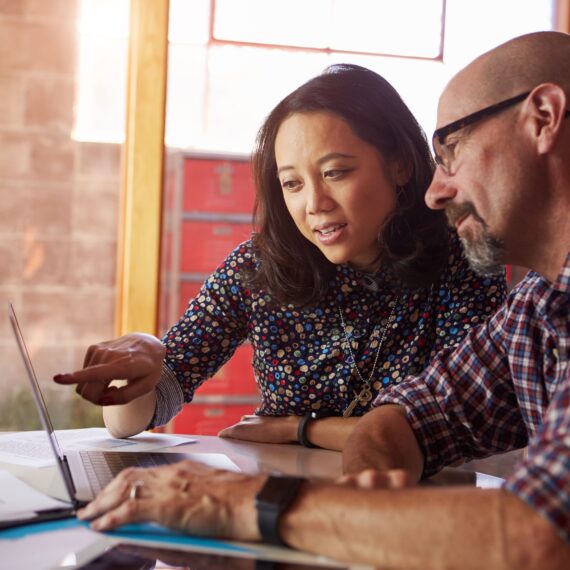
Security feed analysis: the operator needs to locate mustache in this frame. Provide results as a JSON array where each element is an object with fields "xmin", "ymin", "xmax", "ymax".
[{"xmin": 445, "ymin": 202, "xmax": 485, "ymax": 228}]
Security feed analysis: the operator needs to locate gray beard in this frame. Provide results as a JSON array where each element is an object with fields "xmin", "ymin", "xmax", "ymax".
[
  {"xmin": 446, "ymin": 202, "xmax": 505, "ymax": 276},
  {"xmin": 460, "ymin": 229, "xmax": 505, "ymax": 276}
]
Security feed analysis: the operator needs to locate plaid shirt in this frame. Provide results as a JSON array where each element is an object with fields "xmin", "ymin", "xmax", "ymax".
[{"xmin": 375, "ymin": 253, "xmax": 570, "ymax": 543}]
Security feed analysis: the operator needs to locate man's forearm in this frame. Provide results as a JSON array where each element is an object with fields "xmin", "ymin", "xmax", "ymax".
[
  {"xmin": 280, "ymin": 484, "xmax": 570, "ymax": 570},
  {"xmin": 342, "ymin": 404, "xmax": 424, "ymax": 478}
]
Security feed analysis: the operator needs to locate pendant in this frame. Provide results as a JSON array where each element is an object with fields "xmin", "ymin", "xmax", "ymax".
[
  {"xmin": 357, "ymin": 387, "xmax": 373, "ymax": 404},
  {"xmin": 343, "ymin": 395, "xmax": 359, "ymax": 417}
]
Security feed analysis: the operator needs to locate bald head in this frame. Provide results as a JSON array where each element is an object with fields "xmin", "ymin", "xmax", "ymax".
[{"xmin": 438, "ymin": 31, "xmax": 570, "ymax": 127}]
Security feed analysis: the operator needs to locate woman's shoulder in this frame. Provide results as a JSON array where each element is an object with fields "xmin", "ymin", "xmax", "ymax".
[
  {"xmin": 442, "ymin": 230, "xmax": 501, "ymax": 282},
  {"xmin": 218, "ymin": 239, "xmax": 258, "ymax": 271},
  {"xmin": 433, "ymin": 230, "xmax": 507, "ymax": 306},
  {"xmin": 444, "ymin": 230, "xmax": 470, "ymax": 276}
]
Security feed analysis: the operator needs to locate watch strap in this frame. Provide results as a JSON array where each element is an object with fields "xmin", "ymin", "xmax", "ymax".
[
  {"xmin": 255, "ymin": 475, "xmax": 305, "ymax": 547},
  {"xmin": 297, "ymin": 413, "xmax": 316, "ymax": 448}
]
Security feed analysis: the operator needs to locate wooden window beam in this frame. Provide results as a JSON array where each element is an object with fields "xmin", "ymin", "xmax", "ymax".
[{"xmin": 116, "ymin": 0, "xmax": 170, "ymax": 335}]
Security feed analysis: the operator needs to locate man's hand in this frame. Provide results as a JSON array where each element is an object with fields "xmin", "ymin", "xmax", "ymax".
[
  {"xmin": 77, "ymin": 460, "xmax": 267, "ymax": 541},
  {"xmin": 342, "ymin": 405, "xmax": 424, "ymax": 481},
  {"xmin": 218, "ymin": 415, "xmax": 300, "ymax": 444},
  {"xmin": 53, "ymin": 333, "xmax": 166, "ymax": 406},
  {"xmin": 337, "ymin": 468, "xmax": 416, "ymax": 489}
]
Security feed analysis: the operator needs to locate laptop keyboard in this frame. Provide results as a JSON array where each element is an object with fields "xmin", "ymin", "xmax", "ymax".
[{"xmin": 79, "ymin": 450, "xmax": 178, "ymax": 495}]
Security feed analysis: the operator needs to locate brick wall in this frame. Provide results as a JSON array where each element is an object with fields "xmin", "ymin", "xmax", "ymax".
[{"xmin": 0, "ymin": 0, "xmax": 120, "ymax": 426}]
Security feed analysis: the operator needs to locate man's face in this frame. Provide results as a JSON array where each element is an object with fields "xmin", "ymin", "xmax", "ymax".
[{"xmin": 425, "ymin": 79, "xmax": 531, "ymax": 274}]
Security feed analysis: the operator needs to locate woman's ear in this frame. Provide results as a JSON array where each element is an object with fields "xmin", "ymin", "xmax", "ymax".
[{"xmin": 392, "ymin": 158, "xmax": 412, "ymax": 187}]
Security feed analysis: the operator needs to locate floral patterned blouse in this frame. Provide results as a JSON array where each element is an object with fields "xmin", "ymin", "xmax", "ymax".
[{"xmin": 151, "ymin": 233, "xmax": 507, "ymax": 426}]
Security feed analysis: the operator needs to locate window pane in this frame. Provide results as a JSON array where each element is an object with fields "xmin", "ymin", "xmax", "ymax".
[
  {"xmin": 214, "ymin": 0, "xmax": 444, "ymax": 58},
  {"xmin": 331, "ymin": 0, "xmax": 444, "ymax": 58},
  {"xmin": 165, "ymin": 44, "xmax": 208, "ymax": 148},
  {"xmin": 168, "ymin": 0, "xmax": 210, "ymax": 45},
  {"xmin": 444, "ymin": 0, "xmax": 553, "ymax": 68},
  {"xmin": 214, "ymin": 0, "xmax": 330, "ymax": 49},
  {"xmin": 166, "ymin": 44, "xmax": 329, "ymax": 152}
]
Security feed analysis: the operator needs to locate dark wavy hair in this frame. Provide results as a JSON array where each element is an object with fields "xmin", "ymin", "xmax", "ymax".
[{"xmin": 245, "ymin": 63, "xmax": 448, "ymax": 307}]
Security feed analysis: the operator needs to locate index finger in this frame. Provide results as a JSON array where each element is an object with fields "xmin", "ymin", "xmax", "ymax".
[{"xmin": 53, "ymin": 361, "xmax": 138, "ymax": 386}]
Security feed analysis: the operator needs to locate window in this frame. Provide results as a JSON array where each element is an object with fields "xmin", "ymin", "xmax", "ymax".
[{"xmin": 74, "ymin": 0, "xmax": 554, "ymax": 151}]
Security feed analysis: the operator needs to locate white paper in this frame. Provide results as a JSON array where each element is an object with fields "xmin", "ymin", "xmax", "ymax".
[
  {"xmin": 183, "ymin": 453, "xmax": 240, "ymax": 472},
  {"xmin": 0, "ymin": 470, "xmax": 68, "ymax": 518},
  {"xmin": 0, "ymin": 428, "xmax": 196, "ymax": 467},
  {"xmin": 65, "ymin": 430, "xmax": 196, "ymax": 452},
  {"xmin": 475, "ymin": 472, "xmax": 505, "ymax": 489},
  {"xmin": 0, "ymin": 526, "xmax": 102, "ymax": 570}
]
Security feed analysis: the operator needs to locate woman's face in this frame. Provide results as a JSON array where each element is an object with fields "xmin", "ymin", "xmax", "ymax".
[{"xmin": 275, "ymin": 111, "xmax": 401, "ymax": 270}]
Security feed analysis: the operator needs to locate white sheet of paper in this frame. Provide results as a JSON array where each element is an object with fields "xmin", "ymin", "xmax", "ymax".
[
  {"xmin": 183, "ymin": 453, "xmax": 240, "ymax": 472},
  {"xmin": 0, "ymin": 526, "xmax": 102, "ymax": 570},
  {"xmin": 0, "ymin": 428, "xmax": 196, "ymax": 467},
  {"xmin": 0, "ymin": 470, "xmax": 68, "ymax": 518},
  {"xmin": 64, "ymin": 430, "xmax": 196, "ymax": 452},
  {"xmin": 475, "ymin": 472, "xmax": 505, "ymax": 489}
]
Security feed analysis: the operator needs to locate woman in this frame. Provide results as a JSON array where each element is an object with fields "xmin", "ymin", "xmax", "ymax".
[{"xmin": 55, "ymin": 64, "xmax": 506, "ymax": 450}]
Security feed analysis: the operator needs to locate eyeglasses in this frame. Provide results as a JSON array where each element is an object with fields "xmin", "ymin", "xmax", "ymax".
[
  {"xmin": 432, "ymin": 92, "xmax": 532, "ymax": 175},
  {"xmin": 433, "ymin": 91, "xmax": 570, "ymax": 174}
]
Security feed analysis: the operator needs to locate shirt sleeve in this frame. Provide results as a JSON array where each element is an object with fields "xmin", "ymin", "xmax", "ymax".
[
  {"xmin": 374, "ymin": 298, "xmax": 528, "ymax": 476},
  {"xmin": 503, "ymin": 364, "xmax": 570, "ymax": 544},
  {"xmin": 428, "ymin": 232, "xmax": 507, "ymax": 358},
  {"xmin": 147, "ymin": 365, "xmax": 184, "ymax": 429}
]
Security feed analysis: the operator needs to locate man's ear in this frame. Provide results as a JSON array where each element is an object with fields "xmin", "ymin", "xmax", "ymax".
[{"xmin": 525, "ymin": 83, "xmax": 568, "ymax": 154}]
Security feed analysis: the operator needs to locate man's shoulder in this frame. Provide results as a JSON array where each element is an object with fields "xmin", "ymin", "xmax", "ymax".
[
  {"xmin": 509, "ymin": 270, "xmax": 545, "ymax": 297},
  {"xmin": 502, "ymin": 270, "xmax": 547, "ymax": 316}
]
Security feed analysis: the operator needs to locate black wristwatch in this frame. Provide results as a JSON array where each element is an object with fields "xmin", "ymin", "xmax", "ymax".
[
  {"xmin": 297, "ymin": 410, "xmax": 333, "ymax": 448},
  {"xmin": 255, "ymin": 475, "xmax": 305, "ymax": 547}
]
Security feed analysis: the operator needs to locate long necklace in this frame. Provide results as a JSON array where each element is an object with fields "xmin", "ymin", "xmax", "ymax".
[{"xmin": 339, "ymin": 296, "xmax": 399, "ymax": 417}]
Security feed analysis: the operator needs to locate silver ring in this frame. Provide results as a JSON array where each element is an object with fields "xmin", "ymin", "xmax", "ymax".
[{"xmin": 129, "ymin": 479, "xmax": 145, "ymax": 500}]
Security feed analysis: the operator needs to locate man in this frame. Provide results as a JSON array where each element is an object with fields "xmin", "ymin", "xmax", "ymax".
[{"xmin": 76, "ymin": 31, "xmax": 570, "ymax": 569}]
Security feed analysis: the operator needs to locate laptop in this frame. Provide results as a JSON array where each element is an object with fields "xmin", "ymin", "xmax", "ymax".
[{"xmin": 8, "ymin": 303, "xmax": 193, "ymax": 511}]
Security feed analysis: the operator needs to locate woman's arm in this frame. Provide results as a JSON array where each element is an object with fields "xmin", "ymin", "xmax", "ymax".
[
  {"xmin": 218, "ymin": 415, "xmax": 361, "ymax": 451},
  {"xmin": 55, "ymin": 243, "xmax": 255, "ymax": 436}
]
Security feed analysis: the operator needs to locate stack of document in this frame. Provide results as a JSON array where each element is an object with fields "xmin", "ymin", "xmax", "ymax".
[{"xmin": 0, "ymin": 427, "xmax": 195, "ymax": 467}]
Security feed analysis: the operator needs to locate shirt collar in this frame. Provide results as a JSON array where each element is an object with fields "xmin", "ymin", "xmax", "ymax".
[
  {"xmin": 334, "ymin": 263, "xmax": 399, "ymax": 295},
  {"xmin": 552, "ymin": 251, "xmax": 570, "ymax": 293}
]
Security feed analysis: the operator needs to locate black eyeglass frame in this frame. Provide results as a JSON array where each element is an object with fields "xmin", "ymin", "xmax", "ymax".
[
  {"xmin": 432, "ymin": 92, "xmax": 531, "ymax": 172},
  {"xmin": 432, "ymin": 90, "xmax": 570, "ymax": 172}
]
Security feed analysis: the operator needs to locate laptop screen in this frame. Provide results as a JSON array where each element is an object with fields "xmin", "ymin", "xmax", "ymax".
[{"xmin": 8, "ymin": 303, "xmax": 76, "ymax": 503}]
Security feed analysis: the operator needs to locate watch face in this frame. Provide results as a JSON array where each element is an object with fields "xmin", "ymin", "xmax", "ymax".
[
  {"xmin": 256, "ymin": 475, "xmax": 306, "ymax": 547},
  {"xmin": 256, "ymin": 475, "xmax": 304, "ymax": 504}
]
